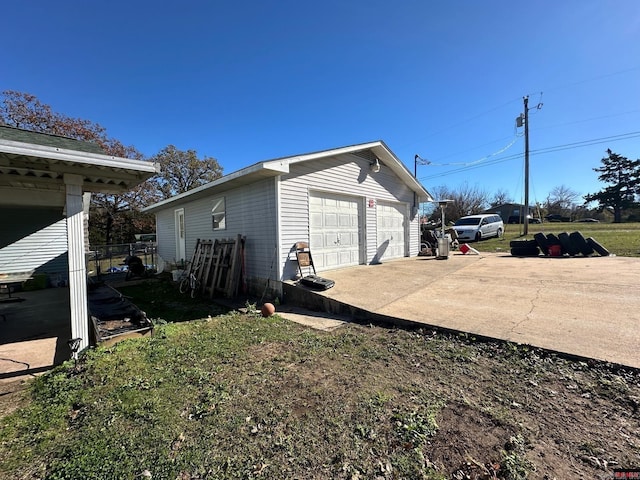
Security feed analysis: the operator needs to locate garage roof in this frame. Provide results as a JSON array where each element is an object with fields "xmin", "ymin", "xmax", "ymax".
[{"xmin": 143, "ymin": 140, "xmax": 433, "ymax": 213}]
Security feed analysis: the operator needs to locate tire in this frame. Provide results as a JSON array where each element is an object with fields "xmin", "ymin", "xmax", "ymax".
[
  {"xmin": 569, "ymin": 231, "xmax": 593, "ymax": 256},
  {"xmin": 534, "ymin": 232, "xmax": 549, "ymax": 255},
  {"xmin": 496, "ymin": 228, "xmax": 503, "ymax": 238},
  {"xmin": 546, "ymin": 233, "xmax": 561, "ymax": 246},
  {"xmin": 475, "ymin": 231, "xmax": 482, "ymax": 242},
  {"xmin": 558, "ymin": 232, "xmax": 577, "ymax": 256},
  {"xmin": 511, "ymin": 246, "xmax": 540, "ymax": 257},
  {"xmin": 510, "ymin": 239, "xmax": 538, "ymax": 248},
  {"xmin": 179, "ymin": 277, "xmax": 189, "ymax": 294},
  {"xmin": 586, "ymin": 237, "xmax": 610, "ymax": 256}
]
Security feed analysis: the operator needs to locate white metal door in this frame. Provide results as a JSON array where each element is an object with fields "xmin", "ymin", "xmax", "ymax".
[
  {"xmin": 376, "ymin": 201, "xmax": 406, "ymax": 259},
  {"xmin": 309, "ymin": 192, "xmax": 362, "ymax": 270},
  {"xmin": 175, "ymin": 208, "xmax": 186, "ymax": 263}
]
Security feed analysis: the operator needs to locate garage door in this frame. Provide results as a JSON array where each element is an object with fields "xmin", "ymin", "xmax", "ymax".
[
  {"xmin": 309, "ymin": 192, "xmax": 362, "ymax": 270},
  {"xmin": 376, "ymin": 201, "xmax": 406, "ymax": 259}
]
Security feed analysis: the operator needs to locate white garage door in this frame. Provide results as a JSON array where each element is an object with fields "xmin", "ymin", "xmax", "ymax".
[
  {"xmin": 376, "ymin": 201, "xmax": 406, "ymax": 259},
  {"xmin": 309, "ymin": 192, "xmax": 362, "ymax": 270}
]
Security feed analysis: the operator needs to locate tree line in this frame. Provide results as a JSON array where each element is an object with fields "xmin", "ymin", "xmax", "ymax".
[{"xmin": 2, "ymin": 90, "xmax": 639, "ymax": 245}]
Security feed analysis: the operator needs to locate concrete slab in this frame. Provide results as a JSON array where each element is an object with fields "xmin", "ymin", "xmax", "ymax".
[
  {"xmin": 275, "ymin": 305, "xmax": 348, "ymax": 332},
  {"xmin": 305, "ymin": 252, "xmax": 640, "ymax": 369},
  {"xmin": 0, "ymin": 287, "xmax": 71, "ymax": 384}
]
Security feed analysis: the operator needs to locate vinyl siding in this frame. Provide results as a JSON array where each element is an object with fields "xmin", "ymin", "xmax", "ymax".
[
  {"xmin": 153, "ymin": 178, "xmax": 278, "ymax": 282},
  {"xmin": 279, "ymin": 153, "xmax": 416, "ymax": 274},
  {"xmin": 155, "ymin": 208, "xmax": 177, "ymax": 265},
  {"xmin": 0, "ymin": 207, "xmax": 68, "ymax": 277}
]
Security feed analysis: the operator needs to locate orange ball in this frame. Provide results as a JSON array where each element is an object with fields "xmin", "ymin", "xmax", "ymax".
[{"xmin": 261, "ymin": 302, "xmax": 276, "ymax": 317}]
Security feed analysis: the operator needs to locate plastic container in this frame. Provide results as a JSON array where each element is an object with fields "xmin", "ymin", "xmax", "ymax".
[{"xmin": 548, "ymin": 244, "xmax": 562, "ymax": 257}]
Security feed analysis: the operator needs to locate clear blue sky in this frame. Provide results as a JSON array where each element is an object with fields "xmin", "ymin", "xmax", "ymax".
[{"xmin": 4, "ymin": 1, "xmax": 640, "ymax": 206}]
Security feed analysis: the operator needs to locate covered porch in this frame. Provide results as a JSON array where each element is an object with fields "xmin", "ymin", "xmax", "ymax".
[{"xmin": 0, "ymin": 126, "xmax": 157, "ymax": 380}]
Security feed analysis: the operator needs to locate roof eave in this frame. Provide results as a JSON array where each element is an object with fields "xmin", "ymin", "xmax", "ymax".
[
  {"xmin": 142, "ymin": 161, "xmax": 289, "ymax": 213},
  {"xmin": 0, "ymin": 138, "xmax": 158, "ymax": 174},
  {"xmin": 143, "ymin": 140, "xmax": 434, "ymax": 212}
]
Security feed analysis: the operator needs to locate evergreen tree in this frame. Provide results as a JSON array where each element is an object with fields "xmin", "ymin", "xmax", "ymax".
[{"xmin": 584, "ymin": 149, "xmax": 640, "ymax": 223}]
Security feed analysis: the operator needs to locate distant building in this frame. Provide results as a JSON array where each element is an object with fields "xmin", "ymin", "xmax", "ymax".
[{"xmin": 482, "ymin": 203, "xmax": 535, "ymax": 223}]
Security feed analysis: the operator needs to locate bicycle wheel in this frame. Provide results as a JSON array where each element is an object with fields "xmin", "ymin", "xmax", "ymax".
[{"xmin": 179, "ymin": 276, "xmax": 190, "ymax": 294}]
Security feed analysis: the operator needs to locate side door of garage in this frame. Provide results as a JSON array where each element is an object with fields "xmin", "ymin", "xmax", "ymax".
[{"xmin": 309, "ymin": 191, "xmax": 363, "ymax": 271}]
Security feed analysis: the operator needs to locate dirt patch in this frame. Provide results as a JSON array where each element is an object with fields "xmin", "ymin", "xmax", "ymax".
[
  {"xmin": 235, "ymin": 326, "xmax": 640, "ymax": 478},
  {"xmin": 0, "ymin": 379, "xmax": 28, "ymax": 417}
]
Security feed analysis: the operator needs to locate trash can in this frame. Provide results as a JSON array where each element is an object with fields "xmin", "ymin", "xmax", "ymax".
[{"xmin": 436, "ymin": 236, "xmax": 450, "ymax": 260}]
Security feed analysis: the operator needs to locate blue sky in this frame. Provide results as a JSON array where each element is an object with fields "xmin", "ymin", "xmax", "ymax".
[{"xmin": 4, "ymin": 1, "xmax": 640, "ymax": 206}]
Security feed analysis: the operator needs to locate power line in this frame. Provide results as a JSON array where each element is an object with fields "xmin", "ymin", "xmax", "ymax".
[
  {"xmin": 419, "ymin": 130, "xmax": 640, "ymax": 181},
  {"xmin": 418, "ymin": 134, "xmax": 521, "ymax": 167}
]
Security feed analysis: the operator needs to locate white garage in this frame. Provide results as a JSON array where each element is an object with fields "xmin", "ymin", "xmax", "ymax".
[
  {"xmin": 309, "ymin": 191, "xmax": 363, "ymax": 270},
  {"xmin": 146, "ymin": 140, "xmax": 433, "ymax": 298}
]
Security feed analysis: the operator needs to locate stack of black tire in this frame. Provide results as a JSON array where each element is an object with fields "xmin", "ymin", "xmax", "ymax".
[{"xmin": 510, "ymin": 231, "xmax": 610, "ymax": 257}]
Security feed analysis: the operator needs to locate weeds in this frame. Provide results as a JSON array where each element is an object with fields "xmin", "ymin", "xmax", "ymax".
[{"xmin": 500, "ymin": 434, "xmax": 535, "ymax": 479}]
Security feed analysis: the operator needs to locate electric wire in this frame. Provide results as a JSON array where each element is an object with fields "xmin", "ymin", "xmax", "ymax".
[
  {"xmin": 423, "ymin": 134, "xmax": 521, "ymax": 167},
  {"xmin": 419, "ymin": 131, "xmax": 640, "ymax": 181}
]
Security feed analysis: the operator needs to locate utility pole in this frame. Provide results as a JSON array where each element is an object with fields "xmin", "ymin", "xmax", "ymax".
[{"xmin": 523, "ymin": 96, "xmax": 530, "ymax": 235}]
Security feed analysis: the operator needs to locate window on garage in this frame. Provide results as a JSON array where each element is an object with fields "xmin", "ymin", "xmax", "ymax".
[{"xmin": 212, "ymin": 197, "xmax": 226, "ymax": 230}]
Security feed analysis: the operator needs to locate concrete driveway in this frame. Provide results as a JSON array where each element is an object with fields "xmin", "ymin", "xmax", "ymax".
[{"xmin": 312, "ymin": 252, "xmax": 639, "ymax": 369}]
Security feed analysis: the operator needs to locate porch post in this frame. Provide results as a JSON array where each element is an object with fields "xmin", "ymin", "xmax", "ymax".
[{"xmin": 64, "ymin": 174, "xmax": 90, "ymax": 353}]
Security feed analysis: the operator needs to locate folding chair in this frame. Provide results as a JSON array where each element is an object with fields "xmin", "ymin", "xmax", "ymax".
[
  {"xmin": 295, "ymin": 242, "xmax": 316, "ymax": 277},
  {"xmin": 294, "ymin": 242, "xmax": 334, "ymax": 290}
]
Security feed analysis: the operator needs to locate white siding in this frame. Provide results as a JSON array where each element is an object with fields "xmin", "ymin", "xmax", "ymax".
[
  {"xmin": 0, "ymin": 207, "xmax": 68, "ymax": 277},
  {"xmin": 154, "ymin": 178, "xmax": 278, "ymax": 282},
  {"xmin": 279, "ymin": 153, "xmax": 416, "ymax": 273},
  {"xmin": 155, "ymin": 208, "xmax": 177, "ymax": 266}
]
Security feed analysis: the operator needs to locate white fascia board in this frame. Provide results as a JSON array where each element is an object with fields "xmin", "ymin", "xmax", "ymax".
[
  {"xmin": 142, "ymin": 161, "xmax": 289, "ymax": 212},
  {"xmin": 281, "ymin": 141, "xmax": 383, "ymax": 166},
  {"xmin": 0, "ymin": 139, "xmax": 158, "ymax": 174}
]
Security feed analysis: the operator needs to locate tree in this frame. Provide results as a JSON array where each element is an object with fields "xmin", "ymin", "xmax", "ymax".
[
  {"xmin": 490, "ymin": 189, "xmax": 513, "ymax": 207},
  {"xmin": 150, "ymin": 145, "xmax": 223, "ymax": 199},
  {"xmin": 544, "ymin": 184, "xmax": 580, "ymax": 219},
  {"xmin": 429, "ymin": 184, "xmax": 490, "ymax": 223},
  {"xmin": 1, "ymin": 90, "xmax": 158, "ymax": 244},
  {"xmin": 584, "ymin": 149, "xmax": 640, "ymax": 223}
]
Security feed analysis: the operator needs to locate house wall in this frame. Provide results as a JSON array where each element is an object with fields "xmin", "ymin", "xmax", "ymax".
[
  {"xmin": 154, "ymin": 178, "xmax": 279, "ymax": 295},
  {"xmin": 278, "ymin": 153, "xmax": 417, "ymax": 279},
  {"xmin": 0, "ymin": 206, "xmax": 69, "ymax": 284}
]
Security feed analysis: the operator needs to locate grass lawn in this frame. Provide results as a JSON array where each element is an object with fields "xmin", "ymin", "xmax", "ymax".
[
  {"xmin": 1, "ymin": 278, "xmax": 639, "ymax": 479},
  {"xmin": 475, "ymin": 222, "xmax": 640, "ymax": 257}
]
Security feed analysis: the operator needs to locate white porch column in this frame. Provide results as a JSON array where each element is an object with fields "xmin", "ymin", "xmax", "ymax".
[{"xmin": 64, "ymin": 174, "xmax": 90, "ymax": 353}]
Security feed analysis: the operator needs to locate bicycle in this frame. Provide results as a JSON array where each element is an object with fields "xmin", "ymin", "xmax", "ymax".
[{"xmin": 178, "ymin": 261, "xmax": 202, "ymax": 298}]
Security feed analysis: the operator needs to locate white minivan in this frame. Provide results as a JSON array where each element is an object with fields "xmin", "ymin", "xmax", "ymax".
[{"xmin": 452, "ymin": 214, "xmax": 504, "ymax": 242}]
